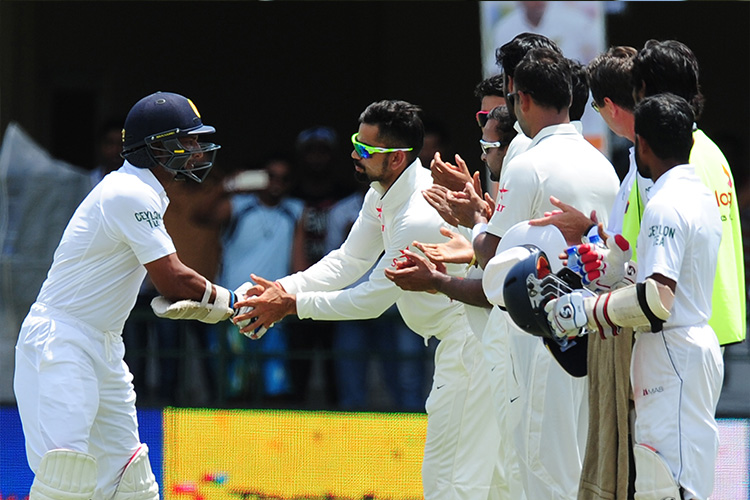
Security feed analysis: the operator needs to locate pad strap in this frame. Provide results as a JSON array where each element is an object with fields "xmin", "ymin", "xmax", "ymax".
[
  {"xmin": 584, "ymin": 278, "xmax": 674, "ymax": 334},
  {"xmin": 204, "ymin": 285, "xmax": 234, "ymax": 323},
  {"xmin": 200, "ymin": 278, "xmax": 212, "ymax": 306}
]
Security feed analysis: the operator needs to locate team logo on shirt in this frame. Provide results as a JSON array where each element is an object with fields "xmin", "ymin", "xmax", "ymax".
[
  {"xmin": 134, "ymin": 210, "xmax": 162, "ymax": 228},
  {"xmin": 642, "ymin": 385, "xmax": 664, "ymax": 396},
  {"xmin": 647, "ymin": 224, "xmax": 675, "ymax": 246}
]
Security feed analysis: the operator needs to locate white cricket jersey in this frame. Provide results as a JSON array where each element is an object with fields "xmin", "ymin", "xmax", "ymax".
[
  {"xmin": 278, "ymin": 159, "xmax": 470, "ymax": 340},
  {"xmin": 500, "ymin": 122, "xmax": 532, "ymax": 178},
  {"xmin": 636, "ymin": 164, "xmax": 722, "ymax": 328},
  {"xmin": 36, "ymin": 162, "xmax": 175, "ymax": 332},
  {"xmin": 488, "ymin": 123, "xmax": 619, "ymax": 237},
  {"xmin": 607, "ymin": 147, "xmax": 653, "ymax": 235}
]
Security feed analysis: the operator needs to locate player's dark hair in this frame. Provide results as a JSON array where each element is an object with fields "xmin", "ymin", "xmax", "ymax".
[
  {"xmin": 359, "ymin": 100, "xmax": 424, "ymax": 163},
  {"xmin": 568, "ymin": 59, "xmax": 589, "ymax": 121},
  {"xmin": 495, "ymin": 32, "xmax": 561, "ymax": 78},
  {"xmin": 631, "ymin": 39, "xmax": 705, "ymax": 120},
  {"xmin": 634, "ymin": 93, "xmax": 694, "ymax": 163},
  {"xmin": 474, "ymin": 74, "xmax": 506, "ymax": 100},
  {"xmin": 587, "ymin": 46, "xmax": 637, "ymax": 111},
  {"xmin": 488, "ymin": 105, "xmax": 517, "ymax": 144},
  {"xmin": 514, "ymin": 48, "xmax": 572, "ymax": 112}
]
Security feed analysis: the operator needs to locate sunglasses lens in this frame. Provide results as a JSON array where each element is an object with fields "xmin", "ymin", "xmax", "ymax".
[
  {"xmin": 352, "ymin": 134, "xmax": 372, "ymax": 159},
  {"xmin": 476, "ymin": 111, "xmax": 489, "ymax": 128},
  {"xmin": 355, "ymin": 143, "xmax": 371, "ymax": 159}
]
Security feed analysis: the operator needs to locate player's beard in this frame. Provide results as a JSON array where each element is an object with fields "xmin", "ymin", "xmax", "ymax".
[
  {"xmin": 353, "ymin": 156, "xmax": 389, "ymax": 184},
  {"xmin": 634, "ymin": 137, "xmax": 652, "ymax": 180}
]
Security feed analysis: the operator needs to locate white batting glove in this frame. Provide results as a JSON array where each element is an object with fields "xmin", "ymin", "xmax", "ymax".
[
  {"xmin": 151, "ymin": 282, "xmax": 235, "ymax": 324},
  {"xmin": 233, "ymin": 281, "xmax": 268, "ymax": 340},
  {"xmin": 544, "ymin": 292, "xmax": 588, "ymax": 339},
  {"xmin": 569, "ymin": 234, "xmax": 635, "ymax": 293}
]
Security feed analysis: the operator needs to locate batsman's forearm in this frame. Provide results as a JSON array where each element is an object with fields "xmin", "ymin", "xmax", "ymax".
[{"xmin": 435, "ymin": 276, "xmax": 491, "ymax": 308}]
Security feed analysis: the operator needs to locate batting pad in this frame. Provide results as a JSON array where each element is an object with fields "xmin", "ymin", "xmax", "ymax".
[{"xmin": 29, "ymin": 449, "xmax": 97, "ymax": 500}]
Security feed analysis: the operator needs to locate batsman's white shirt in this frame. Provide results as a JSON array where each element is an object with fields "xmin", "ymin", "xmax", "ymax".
[
  {"xmin": 485, "ymin": 123, "xmax": 619, "ymax": 500},
  {"xmin": 15, "ymin": 161, "xmax": 175, "ymax": 499},
  {"xmin": 278, "ymin": 159, "xmax": 502, "ymax": 500},
  {"xmin": 632, "ymin": 164, "xmax": 723, "ymax": 500},
  {"xmin": 36, "ymin": 161, "xmax": 176, "ymax": 331}
]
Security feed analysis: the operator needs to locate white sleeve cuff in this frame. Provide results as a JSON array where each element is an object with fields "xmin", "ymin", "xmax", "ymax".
[{"xmin": 471, "ymin": 222, "xmax": 488, "ymax": 244}]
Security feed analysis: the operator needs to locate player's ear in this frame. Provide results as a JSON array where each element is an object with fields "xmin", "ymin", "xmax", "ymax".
[{"xmin": 390, "ymin": 150, "xmax": 408, "ymax": 170}]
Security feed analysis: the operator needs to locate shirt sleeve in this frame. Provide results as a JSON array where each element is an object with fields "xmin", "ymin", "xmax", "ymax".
[
  {"xmin": 101, "ymin": 180, "xmax": 176, "ymax": 265},
  {"xmin": 294, "ymin": 195, "xmax": 434, "ymax": 322},
  {"xmin": 637, "ymin": 200, "xmax": 685, "ymax": 283},
  {"xmin": 278, "ymin": 189, "xmax": 384, "ymax": 295}
]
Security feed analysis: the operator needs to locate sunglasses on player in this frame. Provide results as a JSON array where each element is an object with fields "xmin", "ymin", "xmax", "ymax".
[
  {"xmin": 479, "ymin": 138, "xmax": 505, "ymax": 155},
  {"xmin": 476, "ymin": 110, "xmax": 490, "ymax": 128},
  {"xmin": 351, "ymin": 133, "xmax": 413, "ymax": 159}
]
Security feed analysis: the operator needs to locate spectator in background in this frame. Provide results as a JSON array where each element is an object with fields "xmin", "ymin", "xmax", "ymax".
[
  {"xmin": 326, "ymin": 181, "xmax": 427, "ymax": 411},
  {"xmin": 418, "ymin": 116, "xmax": 450, "ymax": 170},
  {"xmin": 212, "ymin": 156, "xmax": 304, "ymax": 403},
  {"xmin": 90, "ymin": 118, "xmax": 124, "ymax": 187},
  {"xmin": 287, "ymin": 126, "xmax": 349, "ymax": 406}
]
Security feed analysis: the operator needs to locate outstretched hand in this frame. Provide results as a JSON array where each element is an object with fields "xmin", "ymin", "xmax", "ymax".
[
  {"xmin": 233, "ymin": 274, "xmax": 295, "ymax": 337},
  {"xmin": 384, "ymin": 248, "xmax": 446, "ymax": 293},
  {"xmin": 529, "ymin": 196, "xmax": 597, "ymax": 245},
  {"xmin": 413, "ymin": 227, "xmax": 474, "ymax": 264}
]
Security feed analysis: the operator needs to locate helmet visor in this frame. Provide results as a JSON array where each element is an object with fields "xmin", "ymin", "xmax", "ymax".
[{"xmin": 146, "ymin": 132, "xmax": 220, "ymax": 183}]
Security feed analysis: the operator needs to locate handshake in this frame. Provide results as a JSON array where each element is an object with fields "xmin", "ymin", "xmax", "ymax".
[{"xmin": 150, "ymin": 279, "xmax": 269, "ymax": 339}]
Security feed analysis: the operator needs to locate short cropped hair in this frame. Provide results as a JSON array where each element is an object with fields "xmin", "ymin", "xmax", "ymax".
[
  {"xmin": 634, "ymin": 93, "xmax": 694, "ymax": 163},
  {"xmin": 495, "ymin": 32, "xmax": 561, "ymax": 78},
  {"xmin": 587, "ymin": 46, "xmax": 637, "ymax": 111},
  {"xmin": 569, "ymin": 59, "xmax": 590, "ymax": 121},
  {"xmin": 631, "ymin": 40, "xmax": 705, "ymax": 120},
  {"xmin": 488, "ymin": 105, "xmax": 518, "ymax": 143},
  {"xmin": 474, "ymin": 74, "xmax": 506, "ymax": 100},
  {"xmin": 513, "ymin": 48, "xmax": 572, "ymax": 112},
  {"xmin": 359, "ymin": 100, "xmax": 424, "ymax": 163}
]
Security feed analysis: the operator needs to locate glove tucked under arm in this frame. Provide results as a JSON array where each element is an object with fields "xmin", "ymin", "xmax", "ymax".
[
  {"xmin": 545, "ymin": 278, "xmax": 675, "ymax": 340},
  {"xmin": 151, "ymin": 279, "xmax": 235, "ymax": 324}
]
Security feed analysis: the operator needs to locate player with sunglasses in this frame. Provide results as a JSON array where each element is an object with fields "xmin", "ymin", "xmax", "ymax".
[{"xmin": 234, "ymin": 100, "xmax": 502, "ymax": 500}]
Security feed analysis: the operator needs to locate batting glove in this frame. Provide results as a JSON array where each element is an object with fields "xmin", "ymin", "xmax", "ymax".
[
  {"xmin": 233, "ymin": 281, "xmax": 268, "ymax": 340},
  {"xmin": 570, "ymin": 234, "xmax": 635, "ymax": 293},
  {"xmin": 544, "ymin": 292, "xmax": 588, "ymax": 339}
]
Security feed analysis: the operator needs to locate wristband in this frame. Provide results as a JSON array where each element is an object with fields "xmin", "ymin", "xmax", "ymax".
[{"xmin": 471, "ymin": 222, "xmax": 488, "ymax": 244}]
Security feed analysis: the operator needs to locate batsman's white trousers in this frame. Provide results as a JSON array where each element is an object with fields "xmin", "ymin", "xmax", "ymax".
[
  {"xmin": 631, "ymin": 324, "xmax": 723, "ymax": 500},
  {"xmin": 14, "ymin": 303, "xmax": 144, "ymax": 500},
  {"xmin": 422, "ymin": 324, "xmax": 502, "ymax": 500},
  {"xmin": 508, "ymin": 329, "xmax": 589, "ymax": 500}
]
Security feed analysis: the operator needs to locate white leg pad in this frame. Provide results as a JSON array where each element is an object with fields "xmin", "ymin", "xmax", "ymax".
[
  {"xmin": 112, "ymin": 444, "xmax": 159, "ymax": 500},
  {"xmin": 30, "ymin": 449, "xmax": 97, "ymax": 500},
  {"xmin": 633, "ymin": 443, "xmax": 682, "ymax": 500}
]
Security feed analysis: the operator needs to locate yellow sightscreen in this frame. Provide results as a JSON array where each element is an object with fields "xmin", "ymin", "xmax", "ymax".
[{"xmin": 163, "ymin": 408, "xmax": 427, "ymax": 500}]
